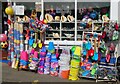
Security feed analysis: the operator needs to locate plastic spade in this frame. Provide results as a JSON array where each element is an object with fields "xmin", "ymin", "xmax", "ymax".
[
  {"xmin": 89, "ymin": 37, "xmax": 94, "ymax": 56},
  {"xmin": 92, "ymin": 33, "xmax": 98, "ymax": 61},
  {"xmin": 38, "ymin": 40, "xmax": 42, "ymax": 48},
  {"xmin": 32, "ymin": 32, "xmax": 37, "ymax": 48},
  {"xmin": 29, "ymin": 37, "xmax": 34, "ymax": 46},
  {"xmin": 86, "ymin": 34, "xmax": 92, "ymax": 50},
  {"xmin": 115, "ymin": 21, "xmax": 119, "ymax": 31}
]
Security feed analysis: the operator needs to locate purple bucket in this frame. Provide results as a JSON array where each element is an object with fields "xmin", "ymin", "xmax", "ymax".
[
  {"xmin": 38, "ymin": 66, "xmax": 44, "ymax": 74},
  {"xmin": 39, "ymin": 60, "xmax": 45, "ymax": 66}
]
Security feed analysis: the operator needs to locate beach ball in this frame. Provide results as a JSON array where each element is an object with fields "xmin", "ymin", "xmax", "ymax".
[
  {"xmin": 0, "ymin": 34, "xmax": 7, "ymax": 42},
  {"xmin": 5, "ymin": 6, "xmax": 14, "ymax": 15},
  {"xmin": 1, "ymin": 41, "xmax": 8, "ymax": 48}
]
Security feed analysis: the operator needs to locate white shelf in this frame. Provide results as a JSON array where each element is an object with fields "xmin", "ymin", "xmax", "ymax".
[
  {"xmin": 61, "ymin": 30, "xmax": 75, "ymax": 31},
  {"xmin": 61, "ymin": 22, "xmax": 75, "ymax": 23},
  {"xmin": 48, "ymin": 22, "xmax": 60, "ymax": 23},
  {"xmin": 17, "ymin": 22, "xmax": 29, "ymax": 24},
  {"xmin": 44, "ymin": 40, "xmax": 83, "ymax": 46},
  {"xmin": 61, "ymin": 37, "xmax": 74, "ymax": 38},
  {"xmin": 79, "ymin": 76, "xmax": 96, "ymax": 79},
  {"xmin": 46, "ymin": 37, "xmax": 60, "ymax": 38},
  {"xmin": 98, "ymin": 65, "xmax": 116, "ymax": 68},
  {"xmin": 49, "ymin": 30, "xmax": 60, "ymax": 31}
]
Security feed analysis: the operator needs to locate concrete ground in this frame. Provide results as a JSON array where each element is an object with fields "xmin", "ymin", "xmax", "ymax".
[{"xmin": 1, "ymin": 63, "xmax": 100, "ymax": 83}]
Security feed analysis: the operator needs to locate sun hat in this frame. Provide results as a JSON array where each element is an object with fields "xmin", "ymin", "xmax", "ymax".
[
  {"xmin": 45, "ymin": 13, "xmax": 53, "ymax": 22},
  {"xmin": 67, "ymin": 15, "xmax": 74, "ymax": 22},
  {"xmin": 61, "ymin": 15, "xmax": 67, "ymax": 22},
  {"xmin": 55, "ymin": 16, "xmax": 60, "ymax": 22}
]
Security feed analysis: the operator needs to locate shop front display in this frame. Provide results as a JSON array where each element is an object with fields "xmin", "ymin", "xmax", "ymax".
[{"xmin": 1, "ymin": 0, "xmax": 120, "ymax": 83}]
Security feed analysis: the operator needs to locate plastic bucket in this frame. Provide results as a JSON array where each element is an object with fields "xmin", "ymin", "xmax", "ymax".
[
  {"xmin": 60, "ymin": 70, "xmax": 70, "ymax": 79},
  {"xmin": 69, "ymin": 67, "xmax": 79, "ymax": 76},
  {"xmin": 70, "ymin": 59, "xmax": 80, "ymax": 68}
]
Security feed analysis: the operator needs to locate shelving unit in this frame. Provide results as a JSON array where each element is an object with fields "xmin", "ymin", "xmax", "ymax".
[{"xmin": 43, "ymin": 0, "xmax": 111, "ymax": 44}]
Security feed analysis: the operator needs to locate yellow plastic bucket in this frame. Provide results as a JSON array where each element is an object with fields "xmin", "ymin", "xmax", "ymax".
[
  {"xmin": 69, "ymin": 67, "xmax": 79, "ymax": 76},
  {"xmin": 69, "ymin": 75, "xmax": 79, "ymax": 81},
  {"xmin": 70, "ymin": 59, "xmax": 80, "ymax": 68},
  {"xmin": 74, "ymin": 46, "xmax": 82, "ymax": 56}
]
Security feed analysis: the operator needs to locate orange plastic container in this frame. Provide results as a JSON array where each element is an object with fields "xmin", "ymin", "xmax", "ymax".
[{"xmin": 60, "ymin": 70, "xmax": 70, "ymax": 79}]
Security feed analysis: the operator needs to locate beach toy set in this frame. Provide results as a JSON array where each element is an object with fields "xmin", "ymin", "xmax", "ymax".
[
  {"xmin": 58, "ymin": 48, "xmax": 70, "ymax": 79},
  {"xmin": 69, "ymin": 46, "xmax": 82, "ymax": 81}
]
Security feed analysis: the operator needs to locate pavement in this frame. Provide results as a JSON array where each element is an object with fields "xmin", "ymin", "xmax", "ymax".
[{"xmin": 1, "ymin": 62, "xmax": 119, "ymax": 84}]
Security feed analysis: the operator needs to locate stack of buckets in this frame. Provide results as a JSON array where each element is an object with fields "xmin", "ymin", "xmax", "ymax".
[
  {"xmin": 29, "ymin": 50, "xmax": 39, "ymax": 71},
  {"xmin": 69, "ymin": 46, "xmax": 82, "ymax": 80},
  {"xmin": 48, "ymin": 42, "xmax": 58, "ymax": 76},
  {"xmin": 20, "ymin": 51, "xmax": 29, "ymax": 69},
  {"xmin": 58, "ymin": 48, "xmax": 70, "ymax": 79},
  {"xmin": 44, "ymin": 52, "xmax": 51, "ymax": 74},
  {"xmin": 38, "ymin": 46, "xmax": 46, "ymax": 74}
]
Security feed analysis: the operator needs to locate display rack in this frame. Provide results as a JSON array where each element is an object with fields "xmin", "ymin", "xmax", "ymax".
[{"xmin": 96, "ymin": 43, "xmax": 118, "ymax": 82}]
